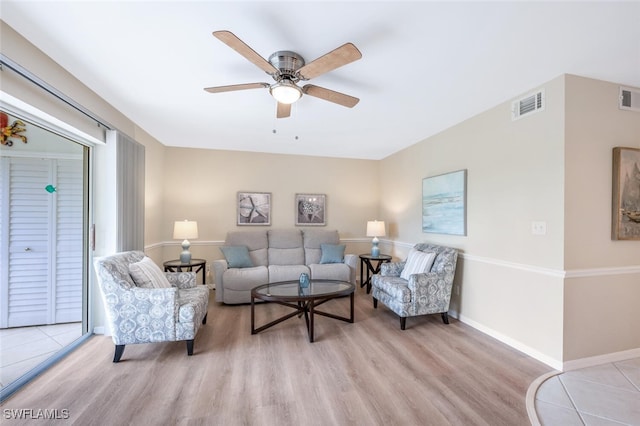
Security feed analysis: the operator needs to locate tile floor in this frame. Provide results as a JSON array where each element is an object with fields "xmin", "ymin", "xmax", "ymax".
[
  {"xmin": 0, "ymin": 323, "xmax": 82, "ymax": 389},
  {"xmin": 534, "ymin": 357, "xmax": 640, "ymax": 425}
]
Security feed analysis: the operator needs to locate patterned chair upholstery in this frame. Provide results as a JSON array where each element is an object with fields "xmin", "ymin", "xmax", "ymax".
[
  {"xmin": 371, "ymin": 243, "xmax": 458, "ymax": 330},
  {"xmin": 93, "ymin": 251, "xmax": 209, "ymax": 362}
]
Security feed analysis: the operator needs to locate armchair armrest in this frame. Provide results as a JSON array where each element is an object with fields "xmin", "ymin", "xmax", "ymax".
[
  {"xmin": 165, "ymin": 271, "xmax": 196, "ymax": 289},
  {"xmin": 102, "ymin": 286, "xmax": 179, "ymax": 344},
  {"xmin": 408, "ymin": 271, "xmax": 453, "ymax": 302},
  {"xmin": 381, "ymin": 261, "xmax": 405, "ymax": 277}
]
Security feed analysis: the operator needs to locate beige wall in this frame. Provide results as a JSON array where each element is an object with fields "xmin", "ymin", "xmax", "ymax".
[
  {"xmin": 158, "ymin": 148, "xmax": 379, "ymax": 270},
  {"xmin": 563, "ymin": 75, "xmax": 640, "ymax": 361},
  {"xmin": 379, "ymin": 74, "xmax": 640, "ymax": 367},
  {"xmin": 379, "ymin": 75, "xmax": 567, "ymax": 367}
]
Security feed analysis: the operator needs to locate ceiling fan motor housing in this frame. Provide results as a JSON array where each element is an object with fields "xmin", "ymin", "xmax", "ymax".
[{"xmin": 268, "ymin": 51, "xmax": 305, "ymax": 82}]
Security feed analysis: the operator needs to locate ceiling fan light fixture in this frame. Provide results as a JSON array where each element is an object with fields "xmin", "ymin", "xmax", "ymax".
[{"xmin": 270, "ymin": 80, "xmax": 302, "ymax": 104}]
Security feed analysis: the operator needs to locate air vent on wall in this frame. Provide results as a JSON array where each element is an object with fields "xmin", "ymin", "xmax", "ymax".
[
  {"xmin": 619, "ymin": 86, "xmax": 640, "ymax": 112},
  {"xmin": 512, "ymin": 89, "xmax": 545, "ymax": 120}
]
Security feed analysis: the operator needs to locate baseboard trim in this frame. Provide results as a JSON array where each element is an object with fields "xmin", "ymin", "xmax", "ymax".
[{"xmin": 454, "ymin": 311, "xmax": 563, "ymax": 370}]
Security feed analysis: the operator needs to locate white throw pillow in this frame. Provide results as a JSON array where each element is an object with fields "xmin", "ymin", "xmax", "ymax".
[
  {"xmin": 400, "ymin": 249, "xmax": 436, "ymax": 280},
  {"xmin": 129, "ymin": 256, "xmax": 172, "ymax": 288}
]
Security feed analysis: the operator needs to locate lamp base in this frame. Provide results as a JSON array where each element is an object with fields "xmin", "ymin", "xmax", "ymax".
[
  {"xmin": 371, "ymin": 237, "xmax": 380, "ymax": 257},
  {"xmin": 180, "ymin": 251, "xmax": 192, "ymax": 264},
  {"xmin": 180, "ymin": 239, "xmax": 192, "ymax": 264}
]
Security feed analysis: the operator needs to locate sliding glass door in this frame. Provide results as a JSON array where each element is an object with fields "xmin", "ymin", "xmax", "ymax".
[{"xmin": 0, "ymin": 111, "xmax": 90, "ymax": 391}]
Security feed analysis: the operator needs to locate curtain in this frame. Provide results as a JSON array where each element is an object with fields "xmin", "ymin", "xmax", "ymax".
[{"xmin": 115, "ymin": 131, "xmax": 145, "ymax": 251}]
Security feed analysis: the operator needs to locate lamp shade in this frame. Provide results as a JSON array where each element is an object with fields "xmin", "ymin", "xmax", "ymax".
[
  {"xmin": 173, "ymin": 220, "xmax": 198, "ymax": 240},
  {"xmin": 366, "ymin": 220, "xmax": 386, "ymax": 237}
]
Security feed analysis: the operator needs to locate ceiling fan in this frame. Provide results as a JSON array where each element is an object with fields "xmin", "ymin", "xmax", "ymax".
[{"xmin": 204, "ymin": 31, "xmax": 362, "ymax": 118}]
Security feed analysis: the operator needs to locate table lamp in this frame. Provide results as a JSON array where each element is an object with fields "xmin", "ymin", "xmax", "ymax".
[
  {"xmin": 366, "ymin": 220, "xmax": 386, "ymax": 257},
  {"xmin": 173, "ymin": 220, "xmax": 198, "ymax": 264}
]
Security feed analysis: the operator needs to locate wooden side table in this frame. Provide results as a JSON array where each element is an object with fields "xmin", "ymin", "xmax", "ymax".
[
  {"xmin": 163, "ymin": 259, "xmax": 207, "ymax": 285},
  {"xmin": 359, "ymin": 254, "xmax": 392, "ymax": 294}
]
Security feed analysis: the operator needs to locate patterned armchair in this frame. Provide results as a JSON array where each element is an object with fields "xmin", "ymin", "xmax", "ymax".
[
  {"xmin": 93, "ymin": 251, "xmax": 209, "ymax": 362},
  {"xmin": 371, "ymin": 243, "xmax": 458, "ymax": 330}
]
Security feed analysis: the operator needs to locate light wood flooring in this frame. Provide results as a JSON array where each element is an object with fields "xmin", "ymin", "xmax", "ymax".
[{"xmin": 1, "ymin": 288, "xmax": 550, "ymax": 425}]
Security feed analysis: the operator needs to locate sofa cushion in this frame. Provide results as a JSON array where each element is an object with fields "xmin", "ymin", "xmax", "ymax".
[
  {"xmin": 400, "ymin": 249, "xmax": 436, "ymax": 280},
  {"xmin": 268, "ymin": 229, "xmax": 304, "ymax": 265},
  {"xmin": 220, "ymin": 246, "xmax": 254, "ymax": 268},
  {"xmin": 319, "ymin": 244, "xmax": 345, "ymax": 264},
  {"xmin": 129, "ymin": 256, "xmax": 172, "ymax": 289},
  {"xmin": 226, "ymin": 231, "xmax": 268, "ymax": 266},
  {"xmin": 303, "ymin": 229, "xmax": 340, "ymax": 265},
  {"xmin": 223, "ymin": 266, "xmax": 269, "ymax": 291},
  {"xmin": 269, "ymin": 265, "xmax": 310, "ymax": 283},
  {"xmin": 310, "ymin": 263, "xmax": 351, "ymax": 282}
]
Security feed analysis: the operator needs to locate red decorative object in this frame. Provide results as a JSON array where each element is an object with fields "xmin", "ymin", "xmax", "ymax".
[{"xmin": 1, "ymin": 112, "xmax": 28, "ymax": 146}]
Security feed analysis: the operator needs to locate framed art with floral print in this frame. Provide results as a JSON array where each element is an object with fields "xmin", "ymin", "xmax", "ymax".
[
  {"xmin": 612, "ymin": 147, "xmax": 640, "ymax": 240},
  {"xmin": 295, "ymin": 194, "xmax": 326, "ymax": 226},
  {"xmin": 237, "ymin": 192, "xmax": 271, "ymax": 225}
]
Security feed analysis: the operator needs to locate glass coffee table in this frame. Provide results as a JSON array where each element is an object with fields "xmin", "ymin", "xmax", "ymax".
[{"xmin": 251, "ymin": 279, "xmax": 355, "ymax": 342}]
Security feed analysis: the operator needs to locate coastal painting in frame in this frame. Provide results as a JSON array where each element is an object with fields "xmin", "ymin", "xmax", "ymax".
[
  {"xmin": 237, "ymin": 192, "xmax": 271, "ymax": 225},
  {"xmin": 422, "ymin": 169, "xmax": 467, "ymax": 236},
  {"xmin": 612, "ymin": 147, "xmax": 640, "ymax": 240},
  {"xmin": 295, "ymin": 194, "xmax": 326, "ymax": 226}
]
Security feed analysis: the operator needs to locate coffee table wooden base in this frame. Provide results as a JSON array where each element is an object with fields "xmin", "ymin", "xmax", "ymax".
[{"xmin": 251, "ymin": 288, "xmax": 354, "ymax": 343}]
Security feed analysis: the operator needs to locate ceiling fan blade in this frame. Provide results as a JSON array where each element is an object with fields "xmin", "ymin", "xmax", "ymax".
[
  {"xmin": 204, "ymin": 83, "xmax": 269, "ymax": 93},
  {"xmin": 213, "ymin": 30, "xmax": 279, "ymax": 75},
  {"xmin": 297, "ymin": 43, "xmax": 362, "ymax": 80},
  {"xmin": 276, "ymin": 102, "xmax": 291, "ymax": 119},
  {"xmin": 302, "ymin": 84, "xmax": 359, "ymax": 108}
]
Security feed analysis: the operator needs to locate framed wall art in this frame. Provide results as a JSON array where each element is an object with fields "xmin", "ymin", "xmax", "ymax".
[
  {"xmin": 612, "ymin": 147, "xmax": 640, "ymax": 240},
  {"xmin": 237, "ymin": 192, "xmax": 271, "ymax": 226},
  {"xmin": 295, "ymin": 193, "xmax": 326, "ymax": 226},
  {"xmin": 422, "ymin": 169, "xmax": 467, "ymax": 236}
]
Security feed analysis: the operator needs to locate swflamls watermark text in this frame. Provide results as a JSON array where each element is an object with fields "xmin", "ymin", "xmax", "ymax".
[{"xmin": 3, "ymin": 409, "xmax": 70, "ymax": 420}]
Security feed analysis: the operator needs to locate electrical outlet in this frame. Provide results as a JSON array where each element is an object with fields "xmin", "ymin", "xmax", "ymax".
[{"xmin": 531, "ymin": 221, "xmax": 547, "ymax": 235}]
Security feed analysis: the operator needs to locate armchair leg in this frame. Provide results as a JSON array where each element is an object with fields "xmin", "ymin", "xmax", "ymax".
[
  {"xmin": 441, "ymin": 312, "xmax": 449, "ymax": 324},
  {"xmin": 113, "ymin": 345, "xmax": 125, "ymax": 363},
  {"xmin": 373, "ymin": 297, "xmax": 378, "ymax": 309},
  {"xmin": 203, "ymin": 313, "xmax": 208, "ymax": 325},
  {"xmin": 400, "ymin": 317, "xmax": 406, "ymax": 330},
  {"xmin": 186, "ymin": 339, "xmax": 194, "ymax": 356}
]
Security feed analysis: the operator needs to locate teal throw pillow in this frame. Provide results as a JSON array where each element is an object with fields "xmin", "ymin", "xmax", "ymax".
[
  {"xmin": 320, "ymin": 244, "xmax": 345, "ymax": 264},
  {"xmin": 220, "ymin": 245, "xmax": 254, "ymax": 268}
]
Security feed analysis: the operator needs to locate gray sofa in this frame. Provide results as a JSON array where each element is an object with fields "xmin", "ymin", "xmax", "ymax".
[{"xmin": 213, "ymin": 229, "xmax": 356, "ymax": 304}]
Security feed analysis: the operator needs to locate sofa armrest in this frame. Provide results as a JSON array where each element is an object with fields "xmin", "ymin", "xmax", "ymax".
[
  {"xmin": 165, "ymin": 271, "xmax": 196, "ymax": 289},
  {"xmin": 381, "ymin": 261, "xmax": 405, "ymax": 277},
  {"xmin": 212, "ymin": 259, "xmax": 228, "ymax": 302},
  {"xmin": 343, "ymin": 254, "xmax": 357, "ymax": 284}
]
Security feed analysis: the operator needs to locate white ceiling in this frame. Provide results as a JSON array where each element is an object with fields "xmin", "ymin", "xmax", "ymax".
[{"xmin": 2, "ymin": 1, "xmax": 639, "ymax": 160}]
